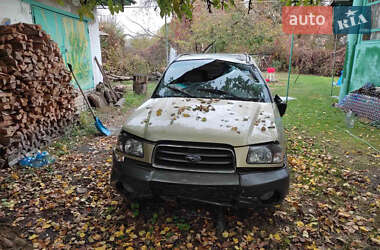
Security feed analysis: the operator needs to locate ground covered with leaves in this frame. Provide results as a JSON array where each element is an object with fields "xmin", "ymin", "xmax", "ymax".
[
  {"xmin": 0, "ymin": 127, "xmax": 378, "ymax": 249},
  {"xmin": 1, "ymin": 75, "xmax": 379, "ymax": 249}
]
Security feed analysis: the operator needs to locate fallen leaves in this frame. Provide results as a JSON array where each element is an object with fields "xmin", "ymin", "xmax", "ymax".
[
  {"xmin": 370, "ymin": 236, "xmax": 380, "ymax": 245},
  {"xmin": 231, "ymin": 126, "xmax": 241, "ymax": 134},
  {"xmin": 28, "ymin": 234, "xmax": 38, "ymax": 240},
  {"xmin": 0, "ymin": 125, "xmax": 378, "ymax": 249},
  {"xmin": 168, "ymin": 100, "xmax": 218, "ymax": 125},
  {"xmin": 273, "ymin": 233, "xmax": 281, "ymax": 241},
  {"xmin": 296, "ymin": 221, "xmax": 305, "ymax": 228}
]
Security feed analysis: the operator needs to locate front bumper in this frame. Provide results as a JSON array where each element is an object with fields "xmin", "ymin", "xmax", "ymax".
[{"xmin": 111, "ymin": 152, "xmax": 289, "ymax": 208}]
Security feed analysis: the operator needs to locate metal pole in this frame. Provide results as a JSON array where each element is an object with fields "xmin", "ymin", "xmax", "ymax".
[
  {"xmin": 330, "ymin": 34, "xmax": 338, "ymax": 96},
  {"xmin": 165, "ymin": 15, "xmax": 169, "ymax": 64},
  {"xmin": 286, "ymin": 33, "xmax": 294, "ymax": 104}
]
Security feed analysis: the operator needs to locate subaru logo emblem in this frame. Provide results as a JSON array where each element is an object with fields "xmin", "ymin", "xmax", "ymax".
[{"xmin": 185, "ymin": 154, "xmax": 202, "ymax": 162}]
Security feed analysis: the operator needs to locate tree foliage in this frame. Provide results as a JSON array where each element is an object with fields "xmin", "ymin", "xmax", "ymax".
[
  {"xmin": 99, "ymin": 21, "xmax": 166, "ymax": 75},
  {"xmin": 169, "ymin": 2, "xmax": 282, "ymax": 54},
  {"xmin": 98, "ymin": 0, "xmax": 341, "ymax": 77},
  {"xmin": 99, "ymin": 21, "xmax": 127, "ymax": 72},
  {"xmin": 57, "ymin": 0, "xmax": 322, "ymax": 20},
  {"xmin": 55, "ymin": 0, "xmax": 135, "ymax": 19}
]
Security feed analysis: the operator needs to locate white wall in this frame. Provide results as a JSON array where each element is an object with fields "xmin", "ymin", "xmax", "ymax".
[
  {"xmin": 0, "ymin": 0, "xmax": 102, "ymax": 88},
  {"xmin": 88, "ymin": 10, "xmax": 103, "ymax": 86},
  {"xmin": 0, "ymin": 0, "xmax": 33, "ymax": 23}
]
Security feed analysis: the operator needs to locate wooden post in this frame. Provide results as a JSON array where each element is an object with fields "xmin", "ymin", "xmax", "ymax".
[{"xmin": 133, "ymin": 75, "xmax": 147, "ymax": 95}]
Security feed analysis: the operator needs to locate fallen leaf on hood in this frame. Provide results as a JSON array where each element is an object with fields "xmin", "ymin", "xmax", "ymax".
[{"xmin": 156, "ymin": 109, "xmax": 163, "ymax": 116}]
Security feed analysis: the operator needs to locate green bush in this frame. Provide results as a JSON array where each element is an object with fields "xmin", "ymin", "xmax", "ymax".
[{"xmin": 124, "ymin": 54, "xmax": 150, "ymax": 75}]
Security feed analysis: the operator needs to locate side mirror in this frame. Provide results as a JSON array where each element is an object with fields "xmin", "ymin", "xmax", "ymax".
[{"xmin": 274, "ymin": 94, "xmax": 287, "ymax": 117}]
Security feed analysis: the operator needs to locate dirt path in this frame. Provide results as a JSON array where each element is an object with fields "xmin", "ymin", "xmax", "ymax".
[{"xmin": 0, "ymin": 106, "xmax": 379, "ymax": 249}]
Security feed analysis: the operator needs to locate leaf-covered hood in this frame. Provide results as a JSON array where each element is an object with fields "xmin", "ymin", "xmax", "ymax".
[{"xmin": 122, "ymin": 97, "xmax": 282, "ymax": 147}]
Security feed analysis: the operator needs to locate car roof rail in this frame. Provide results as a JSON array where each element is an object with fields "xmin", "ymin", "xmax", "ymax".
[
  {"xmin": 175, "ymin": 53, "xmax": 190, "ymax": 61},
  {"xmin": 244, "ymin": 53, "xmax": 252, "ymax": 63}
]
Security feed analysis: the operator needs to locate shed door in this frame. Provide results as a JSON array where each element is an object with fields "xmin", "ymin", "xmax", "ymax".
[{"xmin": 31, "ymin": 6, "xmax": 94, "ymax": 90}]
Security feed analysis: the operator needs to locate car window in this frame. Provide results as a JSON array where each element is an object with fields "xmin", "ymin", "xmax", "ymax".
[{"xmin": 153, "ymin": 59, "xmax": 271, "ymax": 102}]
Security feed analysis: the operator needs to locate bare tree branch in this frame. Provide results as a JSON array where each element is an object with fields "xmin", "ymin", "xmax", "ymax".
[{"xmin": 122, "ymin": 16, "xmax": 164, "ymax": 39}]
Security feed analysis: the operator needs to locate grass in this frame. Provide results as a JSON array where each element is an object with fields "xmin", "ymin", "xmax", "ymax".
[
  {"xmin": 48, "ymin": 111, "xmax": 97, "ymax": 155},
  {"xmin": 270, "ymin": 72, "xmax": 379, "ymax": 170},
  {"xmin": 120, "ymin": 81, "xmax": 157, "ymax": 111}
]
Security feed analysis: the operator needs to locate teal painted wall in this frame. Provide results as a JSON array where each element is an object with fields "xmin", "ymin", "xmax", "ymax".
[
  {"xmin": 350, "ymin": 41, "xmax": 380, "ymax": 90},
  {"xmin": 31, "ymin": 4, "xmax": 94, "ymax": 90},
  {"xmin": 339, "ymin": 0, "xmax": 380, "ymax": 101}
]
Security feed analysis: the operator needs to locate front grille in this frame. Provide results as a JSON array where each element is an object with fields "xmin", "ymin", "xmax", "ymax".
[
  {"xmin": 151, "ymin": 182, "xmax": 239, "ymax": 204},
  {"xmin": 153, "ymin": 143, "xmax": 235, "ymax": 173}
]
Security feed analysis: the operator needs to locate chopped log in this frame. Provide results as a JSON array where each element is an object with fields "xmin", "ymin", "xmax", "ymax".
[
  {"xmin": 103, "ymin": 89, "xmax": 114, "ymax": 104},
  {"xmin": 133, "ymin": 75, "xmax": 148, "ymax": 95},
  {"xmin": 106, "ymin": 73, "xmax": 133, "ymax": 82},
  {"xmin": 87, "ymin": 93, "xmax": 107, "ymax": 108},
  {"xmin": 0, "ymin": 124, "xmax": 19, "ymax": 137},
  {"xmin": 94, "ymin": 56, "xmax": 119, "ymax": 98},
  {"xmin": 114, "ymin": 84, "xmax": 129, "ymax": 93}
]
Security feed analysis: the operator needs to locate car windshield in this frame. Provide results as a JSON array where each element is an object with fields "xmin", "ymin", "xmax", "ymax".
[{"xmin": 153, "ymin": 59, "xmax": 270, "ymax": 102}]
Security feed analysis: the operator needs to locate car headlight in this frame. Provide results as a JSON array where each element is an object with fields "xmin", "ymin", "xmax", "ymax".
[
  {"xmin": 246, "ymin": 143, "xmax": 284, "ymax": 164},
  {"xmin": 116, "ymin": 131, "xmax": 144, "ymax": 158}
]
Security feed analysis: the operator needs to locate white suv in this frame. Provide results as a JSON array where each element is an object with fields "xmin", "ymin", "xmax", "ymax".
[{"xmin": 111, "ymin": 54, "xmax": 289, "ymax": 208}]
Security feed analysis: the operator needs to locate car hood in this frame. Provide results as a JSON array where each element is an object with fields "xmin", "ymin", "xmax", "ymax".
[{"xmin": 122, "ymin": 97, "xmax": 281, "ymax": 147}]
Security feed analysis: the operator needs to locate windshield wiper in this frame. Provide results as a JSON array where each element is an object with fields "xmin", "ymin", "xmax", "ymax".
[
  {"xmin": 196, "ymin": 88, "xmax": 259, "ymax": 101},
  {"xmin": 164, "ymin": 84, "xmax": 195, "ymax": 98}
]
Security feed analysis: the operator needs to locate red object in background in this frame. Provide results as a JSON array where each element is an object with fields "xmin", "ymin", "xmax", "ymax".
[
  {"xmin": 282, "ymin": 6, "xmax": 333, "ymax": 34},
  {"xmin": 265, "ymin": 78, "xmax": 270, "ymax": 82},
  {"xmin": 267, "ymin": 67, "xmax": 276, "ymax": 73}
]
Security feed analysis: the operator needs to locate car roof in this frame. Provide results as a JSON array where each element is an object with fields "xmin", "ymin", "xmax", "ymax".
[{"xmin": 175, "ymin": 53, "xmax": 255, "ymax": 65}]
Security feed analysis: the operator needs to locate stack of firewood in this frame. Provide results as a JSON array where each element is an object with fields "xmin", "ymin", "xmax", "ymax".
[{"xmin": 0, "ymin": 23, "xmax": 78, "ymax": 167}]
